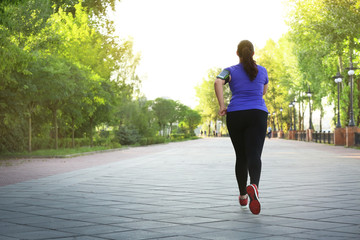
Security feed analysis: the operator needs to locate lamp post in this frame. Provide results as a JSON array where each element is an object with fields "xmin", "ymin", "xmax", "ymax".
[
  {"xmin": 289, "ymin": 103, "xmax": 293, "ymax": 131},
  {"xmin": 346, "ymin": 66, "xmax": 358, "ymax": 126},
  {"xmin": 306, "ymin": 86, "xmax": 312, "ymax": 129},
  {"xmin": 292, "ymin": 99, "xmax": 296, "ymax": 131},
  {"xmin": 280, "ymin": 107, "xmax": 283, "ymax": 131},
  {"xmin": 332, "ymin": 72, "xmax": 343, "ymax": 128}
]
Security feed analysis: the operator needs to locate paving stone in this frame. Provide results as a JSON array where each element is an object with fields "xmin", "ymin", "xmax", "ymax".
[
  {"xmin": 193, "ymin": 229, "xmax": 269, "ymax": 240},
  {"xmin": 97, "ymin": 229, "xmax": 175, "ymax": 240},
  {"xmin": 2, "ymin": 229, "xmax": 75, "ymax": 239},
  {"xmin": 0, "ymin": 236, "xmax": 18, "ymax": 240},
  {"xmin": 150, "ymin": 224, "xmax": 218, "ymax": 236},
  {"xmin": 288, "ymin": 229, "xmax": 360, "ymax": 239},
  {"xmin": 61, "ymin": 224, "xmax": 130, "ymax": 234},
  {"xmin": 114, "ymin": 220, "xmax": 179, "ymax": 230},
  {"xmin": 0, "ymin": 223, "xmax": 45, "ymax": 234},
  {"xmin": 53, "ymin": 237, "xmax": 108, "ymax": 240},
  {"xmin": 28, "ymin": 219, "xmax": 95, "ymax": 229},
  {"xmin": 329, "ymin": 224, "xmax": 360, "ymax": 235},
  {"xmin": 155, "ymin": 236, "xmax": 205, "ymax": 240}
]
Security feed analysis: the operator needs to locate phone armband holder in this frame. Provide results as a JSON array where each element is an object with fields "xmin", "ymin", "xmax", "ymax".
[{"xmin": 217, "ymin": 69, "xmax": 230, "ymax": 84}]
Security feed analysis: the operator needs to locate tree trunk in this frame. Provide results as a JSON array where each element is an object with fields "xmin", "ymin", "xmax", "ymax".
[
  {"xmin": 347, "ymin": 42, "xmax": 354, "ymax": 126},
  {"xmin": 89, "ymin": 117, "xmax": 93, "ymax": 147},
  {"xmin": 299, "ymin": 101, "xmax": 303, "ymax": 130},
  {"xmin": 320, "ymin": 108, "xmax": 323, "ymax": 132},
  {"xmin": 71, "ymin": 117, "xmax": 75, "ymax": 148},
  {"xmin": 215, "ymin": 119, "xmax": 218, "ymax": 136},
  {"xmin": 301, "ymin": 102, "xmax": 305, "ymax": 131},
  {"xmin": 28, "ymin": 114, "xmax": 32, "ymax": 153},
  {"xmin": 357, "ymin": 78, "xmax": 360, "ymax": 125},
  {"xmin": 208, "ymin": 122, "xmax": 211, "ymax": 137},
  {"xmin": 52, "ymin": 108, "xmax": 58, "ymax": 150},
  {"xmin": 338, "ymin": 55, "xmax": 344, "ymax": 74}
]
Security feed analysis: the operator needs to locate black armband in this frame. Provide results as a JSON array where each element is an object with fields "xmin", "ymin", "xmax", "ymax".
[{"xmin": 216, "ymin": 69, "xmax": 230, "ymax": 84}]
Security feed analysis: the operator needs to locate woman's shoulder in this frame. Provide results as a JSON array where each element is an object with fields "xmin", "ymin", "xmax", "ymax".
[
  {"xmin": 226, "ymin": 63, "xmax": 240, "ymax": 69},
  {"xmin": 225, "ymin": 64, "xmax": 243, "ymax": 73},
  {"xmin": 257, "ymin": 64, "xmax": 268, "ymax": 72}
]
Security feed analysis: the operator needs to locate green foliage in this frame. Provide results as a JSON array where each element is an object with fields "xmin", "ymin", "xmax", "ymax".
[
  {"xmin": 0, "ymin": 146, "xmax": 118, "ymax": 160},
  {"xmin": 0, "ymin": 117, "xmax": 27, "ymax": 153},
  {"xmin": 114, "ymin": 125, "xmax": 141, "ymax": 145},
  {"xmin": 195, "ymin": 68, "xmax": 221, "ymax": 122},
  {"xmin": 0, "ymin": 0, "xmax": 154, "ymax": 153},
  {"xmin": 255, "ymin": 37, "xmax": 302, "ymax": 130},
  {"xmin": 286, "ymin": 0, "xmax": 360, "ymax": 128},
  {"xmin": 30, "ymin": 137, "xmax": 92, "ymax": 150},
  {"xmin": 115, "ymin": 97, "xmax": 158, "ymax": 138},
  {"xmin": 181, "ymin": 107, "xmax": 202, "ymax": 136},
  {"xmin": 150, "ymin": 98, "xmax": 200, "ymax": 137},
  {"xmin": 152, "ymin": 98, "xmax": 177, "ymax": 136},
  {"xmin": 51, "ymin": 0, "xmax": 119, "ymax": 18},
  {"xmin": 195, "ymin": 67, "xmax": 230, "ymax": 134},
  {"xmin": 139, "ymin": 136, "xmax": 169, "ymax": 146}
]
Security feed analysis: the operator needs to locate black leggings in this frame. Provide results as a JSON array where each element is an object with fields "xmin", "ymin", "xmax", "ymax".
[{"xmin": 226, "ymin": 109, "xmax": 267, "ymax": 195}]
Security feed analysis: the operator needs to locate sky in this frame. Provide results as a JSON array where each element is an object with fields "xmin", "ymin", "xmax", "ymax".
[{"xmin": 110, "ymin": 0, "xmax": 289, "ymax": 108}]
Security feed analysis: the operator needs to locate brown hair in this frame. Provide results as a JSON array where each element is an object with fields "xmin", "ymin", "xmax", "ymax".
[{"xmin": 237, "ymin": 40, "xmax": 258, "ymax": 81}]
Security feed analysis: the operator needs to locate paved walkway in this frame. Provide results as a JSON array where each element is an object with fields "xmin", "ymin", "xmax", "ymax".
[{"xmin": 0, "ymin": 138, "xmax": 359, "ymax": 240}]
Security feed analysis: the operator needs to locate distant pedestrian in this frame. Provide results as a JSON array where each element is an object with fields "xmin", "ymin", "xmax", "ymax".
[
  {"xmin": 267, "ymin": 126, "xmax": 272, "ymax": 139},
  {"xmin": 214, "ymin": 40, "xmax": 268, "ymax": 215}
]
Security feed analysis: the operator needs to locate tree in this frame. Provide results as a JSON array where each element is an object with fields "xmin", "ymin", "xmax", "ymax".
[
  {"xmin": 286, "ymin": 0, "xmax": 360, "ymax": 128},
  {"xmin": 32, "ymin": 54, "xmax": 77, "ymax": 149},
  {"xmin": 152, "ymin": 98, "xmax": 177, "ymax": 137},
  {"xmin": 182, "ymin": 107, "xmax": 201, "ymax": 136},
  {"xmin": 195, "ymin": 68, "xmax": 231, "ymax": 135},
  {"xmin": 51, "ymin": 0, "xmax": 119, "ymax": 18}
]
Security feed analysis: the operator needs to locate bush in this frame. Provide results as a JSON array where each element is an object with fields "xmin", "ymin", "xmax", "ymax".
[
  {"xmin": 139, "ymin": 137, "xmax": 148, "ymax": 146},
  {"xmin": 99, "ymin": 130, "xmax": 110, "ymax": 138},
  {"xmin": 59, "ymin": 138, "xmax": 91, "ymax": 148},
  {"xmin": 170, "ymin": 133, "xmax": 185, "ymax": 140},
  {"xmin": 109, "ymin": 141, "xmax": 122, "ymax": 149},
  {"xmin": 114, "ymin": 125, "xmax": 141, "ymax": 145},
  {"xmin": 30, "ymin": 137, "xmax": 93, "ymax": 150},
  {"xmin": 32, "ymin": 137, "xmax": 54, "ymax": 150},
  {"xmin": 0, "ymin": 123, "xmax": 26, "ymax": 153},
  {"xmin": 146, "ymin": 136, "xmax": 168, "ymax": 145},
  {"xmin": 93, "ymin": 136, "xmax": 108, "ymax": 147}
]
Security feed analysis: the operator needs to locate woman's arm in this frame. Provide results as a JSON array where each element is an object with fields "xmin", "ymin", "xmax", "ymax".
[
  {"xmin": 263, "ymin": 84, "xmax": 268, "ymax": 95},
  {"xmin": 214, "ymin": 78, "xmax": 227, "ymax": 116}
]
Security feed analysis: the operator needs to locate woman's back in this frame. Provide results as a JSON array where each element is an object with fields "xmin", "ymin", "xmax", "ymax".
[{"xmin": 226, "ymin": 63, "xmax": 268, "ymax": 113}]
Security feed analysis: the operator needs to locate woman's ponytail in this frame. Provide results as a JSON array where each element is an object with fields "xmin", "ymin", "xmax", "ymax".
[{"xmin": 237, "ymin": 40, "xmax": 258, "ymax": 81}]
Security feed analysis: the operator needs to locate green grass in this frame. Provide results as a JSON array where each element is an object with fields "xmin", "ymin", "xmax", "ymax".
[
  {"xmin": 0, "ymin": 146, "xmax": 121, "ymax": 160},
  {"xmin": 30, "ymin": 146, "xmax": 117, "ymax": 156},
  {"xmin": 0, "ymin": 136, "xmax": 200, "ymax": 161}
]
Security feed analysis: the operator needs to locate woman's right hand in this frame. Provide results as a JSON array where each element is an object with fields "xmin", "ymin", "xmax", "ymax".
[{"xmin": 218, "ymin": 106, "xmax": 227, "ymax": 116}]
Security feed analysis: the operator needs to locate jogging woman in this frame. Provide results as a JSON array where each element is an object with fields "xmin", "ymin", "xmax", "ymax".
[{"xmin": 214, "ymin": 40, "xmax": 268, "ymax": 215}]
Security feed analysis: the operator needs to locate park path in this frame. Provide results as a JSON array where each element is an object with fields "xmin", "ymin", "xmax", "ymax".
[
  {"xmin": 0, "ymin": 138, "xmax": 360, "ymax": 239},
  {"xmin": 0, "ymin": 144, "xmax": 174, "ymax": 186}
]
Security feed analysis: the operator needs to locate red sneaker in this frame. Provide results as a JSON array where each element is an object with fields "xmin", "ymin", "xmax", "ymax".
[
  {"xmin": 239, "ymin": 195, "xmax": 248, "ymax": 206},
  {"xmin": 246, "ymin": 184, "xmax": 261, "ymax": 215}
]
